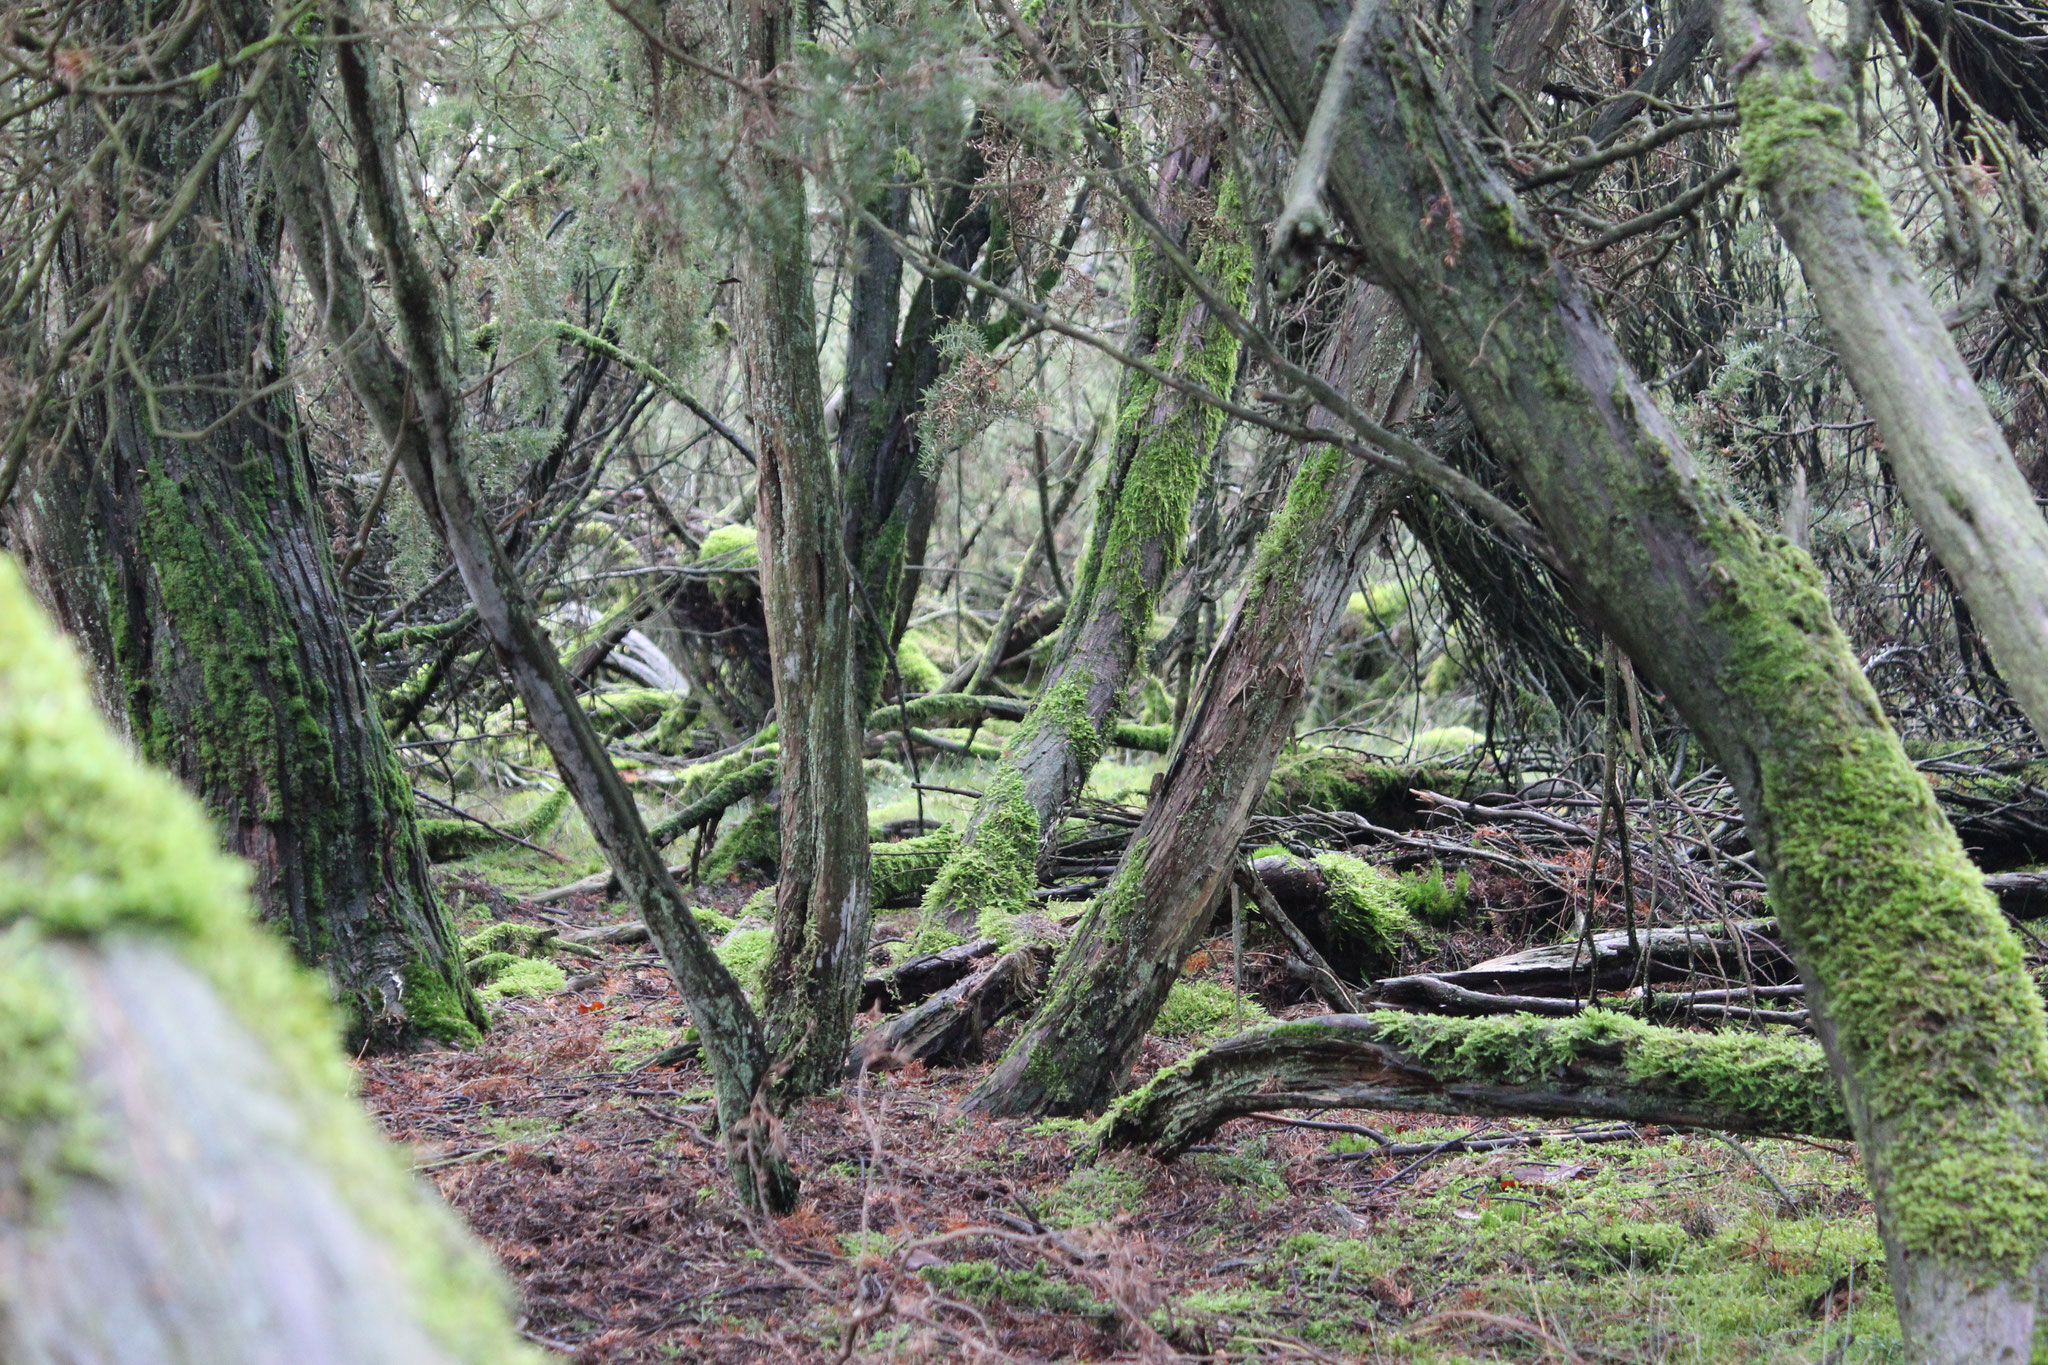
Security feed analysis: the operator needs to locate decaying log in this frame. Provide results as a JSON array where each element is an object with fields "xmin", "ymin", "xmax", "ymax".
[
  {"xmin": 859, "ymin": 938, "xmax": 1001, "ymax": 1012},
  {"xmin": 1097, "ymin": 1012, "xmax": 1850, "ymax": 1159},
  {"xmin": 1369, "ymin": 919, "xmax": 1793, "ymax": 1008},
  {"xmin": 846, "ymin": 944, "xmax": 1055, "ymax": 1074}
]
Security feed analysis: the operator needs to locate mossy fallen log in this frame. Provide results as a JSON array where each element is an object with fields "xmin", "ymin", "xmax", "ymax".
[
  {"xmin": 419, "ymin": 785, "xmax": 570, "ymax": 861},
  {"xmin": 1259, "ymin": 747, "xmax": 1505, "ymax": 828},
  {"xmin": 1096, "ymin": 1011, "xmax": 1850, "ymax": 1159}
]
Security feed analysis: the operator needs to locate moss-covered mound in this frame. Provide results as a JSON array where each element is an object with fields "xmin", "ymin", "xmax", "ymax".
[{"xmin": 1259, "ymin": 746, "xmax": 1501, "ymax": 829}]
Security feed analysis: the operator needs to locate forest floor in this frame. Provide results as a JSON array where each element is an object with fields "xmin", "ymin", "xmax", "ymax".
[{"xmin": 365, "ymin": 785, "xmax": 1902, "ymax": 1364}]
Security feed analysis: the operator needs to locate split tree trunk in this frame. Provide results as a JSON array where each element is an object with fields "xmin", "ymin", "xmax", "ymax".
[
  {"xmin": 0, "ymin": 559, "xmax": 536, "ymax": 1365},
  {"xmin": 919, "ymin": 106, "xmax": 1248, "ymax": 937},
  {"xmin": 971, "ymin": 283, "xmax": 1408, "ymax": 1114},
  {"xmin": 3, "ymin": 0, "xmax": 479, "ymax": 1048},
  {"xmin": 1213, "ymin": 0, "xmax": 2048, "ymax": 1353},
  {"xmin": 219, "ymin": 0, "xmax": 796, "ymax": 1211},
  {"xmin": 728, "ymin": 0, "xmax": 874, "ymax": 1096},
  {"xmin": 1719, "ymin": 0, "xmax": 2048, "ymax": 749}
]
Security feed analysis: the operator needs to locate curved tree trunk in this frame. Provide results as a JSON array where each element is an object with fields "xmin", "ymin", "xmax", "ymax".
[
  {"xmin": 0, "ymin": 558, "xmax": 536, "ymax": 1365},
  {"xmin": 972, "ymin": 283, "xmax": 1408, "ymax": 1114},
  {"xmin": 919, "ymin": 110, "xmax": 1248, "ymax": 938},
  {"xmin": 3, "ymin": 7, "xmax": 479, "ymax": 1048},
  {"xmin": 1213, "ymin": 0, "xmax": 2048, "ymax": 1354},
  {"xmin": 728, "ymin": 0, "xmax": 874, "ymax": 1097},
  {"xmin": 1720, "ymin": 0, "xmax": 2048, "ymax": 749}
]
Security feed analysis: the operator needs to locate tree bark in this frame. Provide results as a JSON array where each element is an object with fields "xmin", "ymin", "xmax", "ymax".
[
  {"xmin": 1720, "ymin": 0, "xmax": 2048, "ymax": 749},
  {"xmin": 971, "ymin": 283, "xmax": 1407, "ymax": 1114},
  {"xmin": 3, "ymin": 3, "xmax": 479, "ymax": 1049},
  {"xmin": 218, "ymin": 0, "xmax": 795, "ymax": 1211},
  {"xmin": 0, "ymin": 559, "xmax": 536, "ymax": 1364},
  {"xmin": 728, "ymin": 0, "xmax": 874, "ymax": 1097},
  {"xmin": 1212, "ymin": 0, "xmax": 2048, "ymax": 1354},
  {"xmin": 919, "ymin": 111, "xmax": 1248, "ymax": 938}
]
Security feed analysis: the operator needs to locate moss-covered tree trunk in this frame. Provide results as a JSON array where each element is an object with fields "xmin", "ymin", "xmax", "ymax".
[
  {"xmin": 0, "ymin": 557, "xmax": 537, "ymax": 1364},
  {"xmin": 1214, "ymin": 0, "xmax": 2048, "ymax": 1353},
  {"xmin": 3, "ymin": 9, "xmax": 480, "ymax": 1049},
  {"xmin": 1718, "ymin": 0, "xmax": 2048, "ymax": 750},
  {"xmin": 919, "ymin": 125, "xmax": 1249, "ymax": 939},
  {"xmin": 728, "ymin": 0, "xmax": 874, "ymax": 1096},
  {"xmin": 219, "ymin": 0, "xmax": 796, "ymax": 1211},
  {"xmin": 971, "ymin": 285, "xmax": 1409, "ymax": 1115}
]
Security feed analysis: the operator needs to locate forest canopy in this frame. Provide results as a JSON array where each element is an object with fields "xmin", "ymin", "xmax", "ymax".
[{"xmin": 5, "ymin": 0, "xmax": 2048, "ymax": 1355}]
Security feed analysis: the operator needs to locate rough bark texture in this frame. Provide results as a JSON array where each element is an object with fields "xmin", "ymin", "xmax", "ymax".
[
  {"xmin": 729, "ymin": 0, "xmax": 873, "ymax": 1097},
  {"xmin": 1721, "ymin": 0, "xmax": 2048, "ymax": 750},
  {"xmin": 971, "ymin": 284, "xmax": 1406, "ymax": 1115},
  {"xmin": 0, "ymin": 558, "xmax": 536, "ymax": 1364},
  {"xmin": 920, "ymin": 123, "xmax": 1248, "ymax": 939},
  {"xmin": 1213, "ymin": 0, "xmax": 2048, "ymax": 1354},
  {"xmin": 1096, "ymin": 1012, "xmax": 1850, "ymax": 1160},
  {"xmin": 2, "ymin": 6, "xmax": 478, "ymax": 1049},
  {"xmin": 219, "ymin": 0, "xmax": 794, "ymax": 1210}
]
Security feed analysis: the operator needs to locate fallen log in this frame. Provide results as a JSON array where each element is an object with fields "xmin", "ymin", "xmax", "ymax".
[
  {"xmin": 859, "ymin": 938, "xmax": 1001, "ymax": 1013},
  {"xmin": 1368, "ymin": 919, "xmax": 1794, "ymax": 1008},
  {"xmin": 846, "ymin": 944, "xmax": 1055, "ymax": 1074},
  {"xmin": 1096, "ymin": 1011, "xmax": 1850, "ymax": 1159}
]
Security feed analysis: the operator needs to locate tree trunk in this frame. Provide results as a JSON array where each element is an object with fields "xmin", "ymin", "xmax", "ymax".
[
  {"xmin": 971, "ymin": 283, "xmax": 1407, "ymax": 1114},
  {"xmin": 1213, "ymin": 0, "xmax": 2048, "ymax": 1353},
  {"xmin": 0, "ymin": 559, "xmax": 536, "ymax": 1365},
  {"xmin": 1720, "ymin": 0, "xmax": 2048, "ymax": 749},
  {"xmin": 728, "ymin": 0, "xmax": 874, "ymax": 1097},
  {"xmin": 3, "ymin": 6, "xmax": 480, "ymax": 1049},
  {"xmin": 220, "ymin": 0, "xmax": 796, "ymax": 1211},
  {"xmin": 919, "ymin": 117, "xmax": 1249, "ymax": 938}
]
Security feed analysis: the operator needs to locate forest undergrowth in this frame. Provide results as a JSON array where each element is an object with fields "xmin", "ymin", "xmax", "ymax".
[{"xmin": 371, "ymin": 772, "xmax": 1908, "ymax": 1364}]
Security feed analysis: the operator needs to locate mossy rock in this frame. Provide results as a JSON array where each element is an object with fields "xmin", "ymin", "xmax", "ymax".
[
  {"xmin": 1260, "ymin": 747, "xmax": 1501, "ymax": 829},
  {"xmin": 702, "ymin": 805, "xmax": 778, "ymax": 880}
]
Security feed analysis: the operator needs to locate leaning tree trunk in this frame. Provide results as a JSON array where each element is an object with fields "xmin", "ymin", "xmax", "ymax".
[
  {"xmin": 218, "ymin": 0, "xmax": 796, "ymax": 1211},
  {"xmin": 971, "ymin": 283, "xmax": 1408, "ymax": 1115},
  {"xmin": 1719, "ymin": 0, "xmax": 2048, "ymax": 749},
  {"xmin": 0, "ymin": 557, "xmax": 537, "ymax": 1365},
  {"xmin": 2, "ymin": 8, "xmax": 480, "ymax": 1049},
  {"xmin": 918, "ymin": 114, "xmax": 1248, "ymax": 938},
  {"xmin": 1213, "ymin": 0, "xmax": 2048, "ymax": 1355},
  {"xmin": 728, "ymin": 0, "xmax": 873, "ymax": 1097}
]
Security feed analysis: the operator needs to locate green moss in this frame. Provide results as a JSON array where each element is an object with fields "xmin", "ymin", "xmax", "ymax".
[
  {"xmin": 696, "ymin": 522, "xmax": 759, "ymax": 567},
  {"xmin": 1393, "ymin": 864, "xmax": 1471, "ymax": 927},
  {"xmin": 1698, "ymin": 519, "xmax": 2048, "ymax": 1270},
  {"xmin": 1374, "ymin": 1009, "xmax": 1849, "ymax": 1135},
  {"xmin": 735, "ymin": 886, "xmax": 776, "ymax": 922},
  {"xmin": 895, "ymin": 631, "xmax": 946, "ymax": 694},
  {"xmin": 0, "ymin": 557, "xmax": 535, "ymax": 1358},
  {"xmin": 1153, "ymin": 979, "xmax": 1269, "ymax": 1040},
  {"xmin": 0, "ymin": 929, "xmax": 94, "ymax": 1199},
  {"xmin": 716, "ymin": 925, "xmax": 775, "ymax": 998},
  {"xmin": 702, "ymin": 805, "xmax": 779, "ymax": 880},
  {"xmin": 460, "ymin": 921, "xmax": 558, "ymax": 959},
  {"xmin": 1313, "ymin": 852, "xmax": 1417, "ymax": 974},
  {"xmin": 420, "ymin": 785, "xmax": 570, "ymax": 861},
  {"xmin": 919, "ymin": 764, "xmax": 1040, "ymax": 930},
  {"xmin": 1045, "ymin": 1155, "xmax": 1151, "ymax": 1227},
  {"xmin": 1033, "ymin": 671, "xmax": 1107, "ymax": 775},
  {"xmin": 920, "ymin": 1259, "xmax": 1108, "ymax": 1314},
  {"xmin": 1246, "ymin": 445, "xmax": 1349, "ymax": 617},
  {"xmin": 1413, "ymin": 725, "xmax": 1485, "ymax": 756},
  {"xmin": 870, "ymin": 825, "xmax": 959, "ymax": 906},
  {"xmin": 467, "ymin": 954, "xmax": 567, "ymax": 1000},
  {"xmin": 1347, "ymin": 580, "xmax": 1409, "ymax": 622},
  {"xmin": 400, "ymin": 959, "xmax": 487, "ymax": 1048}
]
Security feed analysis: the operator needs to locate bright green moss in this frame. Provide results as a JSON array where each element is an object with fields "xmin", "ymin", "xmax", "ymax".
[
  {"xmin": 1033, "ymin": 671, "xmax": 1107, "ymax": 775},
  {"xmin": 1152, "ymin": 979, "xmax": 1269, "ymax": 1040},
  {"xmin": 715, "ymin": 925, "xmax": 775, "ymax": 998},
  {"xmin": 1246, "ymin": 445, "xmax": 1348, "ymax": 616},
  {"xmin": 702, "ymin": 805, "xmax": 779, "ymax": 880},
  {"xmin": 1312, "ymin": 852, "xmax": 1416, "ymax": 973},
  {"xmin": 894, "ymin": 631, "xmax": 946, "ymax": 694},
  {"xmin": 871, "ymin": 825, "xmax": 959, "ymax": 906},
  {"xmin": 468, "ymin": 954, "xmax": 568, "ymax": 1001},
  {"xmin": 919, "ymin": 764, "xmax": 1040, "ymax": 930},
  {"xmin": 1731, "ymin": 42, "xmax": 1905, "ymax": 244},
  {"xmin": 696, "ymin": 522, "xmax": 759, "ymax": 567},
  {"xmin": 921, "ymin": 1259, "xmax": 1108, "ymax": 1314},
  {"xmin": 459, "ymin": 922, "xmax": 558, "ymax": 959},
  {"xmin": 1347, "ymin": 580, "xmax": 1408, "ymax": 621},
  {"xmin": 1262, "ymin": 748, "xmax": 1483, "ymax": 817},
  {"xmin": 0, "ymin": 557, "xmax": 536, "ymax": 1359},
  {"xmin": 420, "ymin": 785, "xmax": 569, "ymax": 861},
  {"xmin": 0, "ymin": 930, "xmax": 93, "ymax": 1199},
  {"xmin": 399, "ymin": 960, "xmax": 486, "ymax": 1048},
  {"xmin": 1413, "ymin": 725, "xmax": 1485, "ymax": 756}
]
